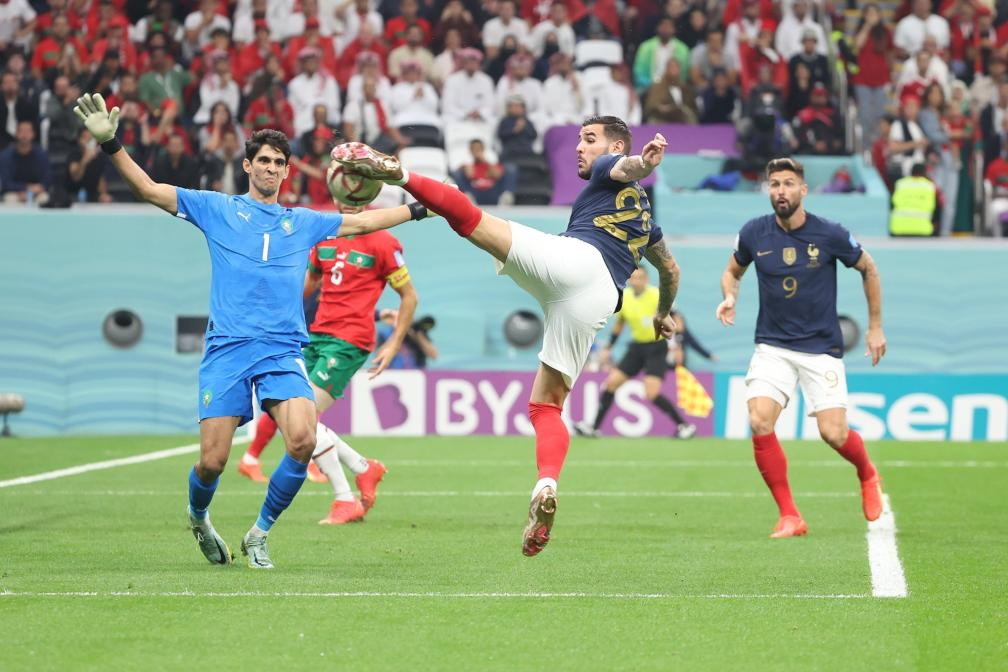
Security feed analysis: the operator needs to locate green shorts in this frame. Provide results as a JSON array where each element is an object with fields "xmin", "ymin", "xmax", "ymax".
[{"xmin": 302, "ymin": 334, "xmax": 370, "ymax": 399}]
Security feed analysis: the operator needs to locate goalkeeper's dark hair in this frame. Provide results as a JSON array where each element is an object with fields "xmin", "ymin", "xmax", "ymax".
[
  {"xmin": 246, "ymin": 129, "xmax": 292, "ymax": 163},
  {"xmin": 581, "ymin": 115, "xmax": 632, "ymax": 155}
]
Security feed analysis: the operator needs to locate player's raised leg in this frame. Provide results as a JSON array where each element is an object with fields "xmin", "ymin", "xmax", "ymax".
[
  {"xmin": 242, "ymin": 396, "xmax": 316, "ymax": 569},
  {"xmin": 330, "ymin": 142, "xmax": 513, "ymax": 262},
  {"xmin": 237, "ymin": 413, "xmax": 276, "ymax": 482},
  {"xmin": 748, "ymin": 397, "xmax": 806, "ymax": 538},
  {"xmin": 816, "ymin": 408, "xmax": 883, "ymax": 521},
  {"xmin": 188, "ymin": 416, "xmax": 239, "ymax": 565}
]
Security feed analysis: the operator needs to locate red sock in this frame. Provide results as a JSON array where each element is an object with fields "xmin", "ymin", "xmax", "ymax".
[
  {"xmin": 752, "ymin": 432, "xmax": 799, "ymax": 517},
  {"xmin": 403, "ymin": 171, "xmax": 481, "ymax": 236},
  {"xmin": 247, "ymin": 413, "xmax": 278, "ymax": 459},
  {"xmin": 833, "ymin": 429, "xmax": 877, "ymax": 482},
  {"xmin": 528, "ymin": 402, "xmax": 569, "ymax": 480}
]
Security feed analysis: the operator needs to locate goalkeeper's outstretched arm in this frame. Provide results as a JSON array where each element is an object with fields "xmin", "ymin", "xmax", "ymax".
[{"xmin": 73, "ymin": 93, "xmax": 178, "ymax": 215}]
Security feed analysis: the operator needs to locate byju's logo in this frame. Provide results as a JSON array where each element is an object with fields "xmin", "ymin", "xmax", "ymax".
[{"xmin": 349, "ymin": 371, "xmax": 426, "ymax": 435}]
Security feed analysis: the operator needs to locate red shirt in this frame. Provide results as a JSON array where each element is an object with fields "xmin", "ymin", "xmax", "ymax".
[
  {"xmin": 469, "ymin": 160, "xmax": 501, "ymax": 190},
  {"xmin": 985, "ymin": 157, "xmax": 1008, "ymax": 191},
  {"xmin": 236, "ymin": 42, "xmax": 285, "ymax": 85},
  {"xmin": 384, "ymin": 16, "xmax": 432, "ymax": 48},
  {"xmin": 308, "ymin": 231, "xmax": 409, "ymax": 350},
  {"xmin": 853, "ymin": 29, "xmax": 892, "ymax": 87},
  {"xmin": 32, "ymin": 37, "xmax": 90, "ymax": 72}
]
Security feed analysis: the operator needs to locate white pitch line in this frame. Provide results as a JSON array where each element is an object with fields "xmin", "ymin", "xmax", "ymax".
[
  {"xmin": 1, "ymin": 452, "xmax": 1000, "ymax": 491},
  {"xmin": 0, "ymin": 443, "xmax": 202, "ymax": 489},
  {"xmin": 392, "ymin": 459, "xmax": 1008, "ymax": 469},
  {"xmin": 0, "ymin": 489, "xmax": 857, "ymax": 498},
  {"xmin": 0, "ymin": 438, "xmax": 251, "ymax": 489},
  {"xmin": 866, "ymin": 494, "xmax": 908, "ymax": 598},
  {"xmin": 0, "ymin": 589, "xmax": 869, "ymax": 600}
]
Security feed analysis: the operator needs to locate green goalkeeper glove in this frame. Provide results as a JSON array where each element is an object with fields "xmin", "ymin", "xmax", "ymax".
[{"xmin": 72, "ymin": 93, "xmax": 120, "ymax": 144}]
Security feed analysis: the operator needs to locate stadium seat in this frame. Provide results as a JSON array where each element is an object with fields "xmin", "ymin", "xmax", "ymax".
[
  {"xmin": 398, "ymin": 146, "xmax": 449, "ymax": 183},
  {"xmin": 575, "ymin": 40, "xmax": 623, "ymax": 69},
  {"xmin": 514, "ymin": 154, "xmax": 552, "ymax": 205},
  {"xmin": 399, "ymin": 124, "xmax": 443, "ymax": 148},
  {"xmin": 370, "ymin": 182, "xmax": 407, "ymax": 208},
  {"xmin": 444, "ymin": 121, "xmax": 496, "ymax": 170}
]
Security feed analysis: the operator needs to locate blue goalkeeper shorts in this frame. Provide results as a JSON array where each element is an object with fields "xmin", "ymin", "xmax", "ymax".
[{"xmin": 197, "ymin": 336, "xmax": 314, "ymax": 426}]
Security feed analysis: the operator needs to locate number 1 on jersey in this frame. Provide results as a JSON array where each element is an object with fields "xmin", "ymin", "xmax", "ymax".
[{"xmin": 261, "ymin": 233, "xmax": 270, "ymax": 261}]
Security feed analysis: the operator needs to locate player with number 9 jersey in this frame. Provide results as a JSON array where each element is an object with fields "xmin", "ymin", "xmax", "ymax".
[{"xmin": 715, "ymin": 157, "xmax": 888, "ymax": 540}]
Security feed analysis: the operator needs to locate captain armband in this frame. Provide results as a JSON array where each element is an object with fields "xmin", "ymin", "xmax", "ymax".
[{"xmin": 387, "ymin": 266, "xmax": 411, "ymax": 289}]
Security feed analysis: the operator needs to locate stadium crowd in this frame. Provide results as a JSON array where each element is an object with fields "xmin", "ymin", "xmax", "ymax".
[{"xmin": 0, "ymin": 0, "xmax": 1006, "ymax": 230}]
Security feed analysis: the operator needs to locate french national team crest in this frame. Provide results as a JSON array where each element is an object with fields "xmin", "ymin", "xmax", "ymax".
[
  {"xmin": 783, "ymin": 247, "xmax": 797, "ymax": 265},
  {"xmin": 807, "ymin": 243, "xmax": 820, "ymax": 267}
]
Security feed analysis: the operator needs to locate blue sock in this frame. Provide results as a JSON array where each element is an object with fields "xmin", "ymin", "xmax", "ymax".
[
  {"xmin": 188, "ymin": 466, "xmax": 218, "ymax": 520},
  {"xmin": 255, "ymin": 453, "xmax": 308, "ymax": 532}
]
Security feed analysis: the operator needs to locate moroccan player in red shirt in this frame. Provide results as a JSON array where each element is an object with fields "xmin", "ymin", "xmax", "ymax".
[{"xmin": 238, "ymin": 203, "xmax": 419, "ymax": 525}]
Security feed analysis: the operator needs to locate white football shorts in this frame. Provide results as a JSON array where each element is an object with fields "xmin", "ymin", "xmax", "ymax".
[
  {"xmin": 495, "ymin": 220, "xmax": 618, "ymax": 387},
  {"xmin": 745, "ymin": 343, "xmax": 848, "ymax": 415}
]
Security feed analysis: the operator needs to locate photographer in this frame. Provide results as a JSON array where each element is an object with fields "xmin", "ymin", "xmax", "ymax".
[{"xmin": 376, "ymin": 311, "xmax": 439, "ymax": 369}]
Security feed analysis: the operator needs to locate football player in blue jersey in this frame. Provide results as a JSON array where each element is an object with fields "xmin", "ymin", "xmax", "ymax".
[
  {"xmin": 330, "ymin": 116, "xmax": 682, "ymax": 557},
  {"xmin": 73, "ymin": 93, "xmax": 425, "ymax": 569},
  {"xmin": 715, "ymin": 157, "xmax": 887, "ymax": 539}
]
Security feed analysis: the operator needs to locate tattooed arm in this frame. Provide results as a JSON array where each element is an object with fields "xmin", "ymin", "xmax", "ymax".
[{"xmin": 643, "ymin": 238, "xmax": 681, "ymax": 339}]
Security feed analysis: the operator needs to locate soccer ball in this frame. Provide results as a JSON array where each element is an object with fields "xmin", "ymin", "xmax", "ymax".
[{"xmin": 326, "ymin": 162, "xmax": 382, "ymax": 207}]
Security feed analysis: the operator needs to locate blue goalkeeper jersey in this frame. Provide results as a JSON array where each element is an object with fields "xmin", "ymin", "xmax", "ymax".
[
  {"xmin": 561, "ymin": 153, "xmax": 664, "ymax": 291},
  {"xmin": 175, "ymin": 188, "xmax": 342, "ymax": 345}
]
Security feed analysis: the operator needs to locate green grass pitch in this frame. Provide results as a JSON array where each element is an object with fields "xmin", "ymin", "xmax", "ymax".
[{"xmin": 0, "ymin": 434, "xmax": 1005, "ymax": 671}]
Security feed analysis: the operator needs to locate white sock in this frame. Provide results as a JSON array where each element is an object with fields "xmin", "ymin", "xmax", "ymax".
[
  {"xmin": 241, "ymin": 453, "xmax": 259, "ymax": 466},
  {"xmin": 391, "ymin": 168, "xmax": 409, "ymax": 186},
  {"xmin": 249, "ymin": 524, "xmax": 268, "ymax": 537},
  {"xmin": 335, "ymin": 435, "xmax": 370, "ymax": 475},
  {"xmin": 532, "ymin": 477, "xmax": 557, "ymax": 499},
  {"xmin": 314, "ymin": 449, "xmax": 355, "ymax": 502}
]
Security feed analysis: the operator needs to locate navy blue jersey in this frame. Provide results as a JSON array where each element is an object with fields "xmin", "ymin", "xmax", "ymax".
[
  {"xmin": 734, "ymin": 213, "xmax": 863, "ymax": 357},
  {"xmin": 175, "ymin": 188, "xmax": 342, "ymax": 344},
  {"xmin": 562, "ymin": 153, "xmax": 663, "ymax": 289}
]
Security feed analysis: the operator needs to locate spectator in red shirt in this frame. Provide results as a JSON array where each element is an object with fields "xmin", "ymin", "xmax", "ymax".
[
  {"xmin": 244, "ymin": 83, "xmax": 295, "ymax": 137},
  {"xmin": 450, "ymin": 137, "xmax": 518, "ymax": 206},
  {"xmin": 871, "ymin": 113, "xmax": 896, "ymax": 190},
  {"xmin": 852, "ymin": 4, "xmax": 893, "ymax": 145},
  {"xmin": 739, "ymin": 20, "xmax": 787, "ymax": 98},
  {"xmin": 87, "ymin": 0, "xmax": 130, "ymax": 42},
  {"xmin": 384, "ymin": 0, "xmax": 432, "ymax": 49},
  {"xmin": 285, "ymin": 17, "xmax": 339, "ymax": 78},
  {"xmin": 91, "ymin": 24, "xmax": 138, "ymax": 74},
  {"xmin": 35, "ymin": 0, "xmax": 83, "ymax": 37},
  {"xmin": 236, "ymin": 19, "xmax": 284, "ymax": 86},
  {"xmin": 794, "ymin": 82, "xmax": 844, "ymax": 155},
  {"xmin": 31, "ymin": 13, "xmax": 90, "ymax": 83},
  {"xmin": 336, "ymin": 25, "xmax": 390, "ymax": 91}
]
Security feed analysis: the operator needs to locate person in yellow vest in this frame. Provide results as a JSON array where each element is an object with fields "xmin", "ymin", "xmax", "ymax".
[
  {"xmin": 889, "ymin": 162, "xmax": 937, "ymax": 236},
  {"xmin": 574, "ymin": 267, "xmax": 698, "ymax": 439}
]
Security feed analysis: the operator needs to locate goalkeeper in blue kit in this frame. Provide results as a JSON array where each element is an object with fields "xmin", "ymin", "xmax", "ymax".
[{"xmin": 73, "ymin": 93, "xmax": 423, "ymax": 569}]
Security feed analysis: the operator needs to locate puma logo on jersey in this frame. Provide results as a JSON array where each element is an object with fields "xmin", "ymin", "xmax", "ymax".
[
  {"xmin": 757, "ymin": 250, "xmax": 772, "ymax": 256},
  {"xmin": 237, "ymin": 211, "xmax": 251, "ymax": 223}
]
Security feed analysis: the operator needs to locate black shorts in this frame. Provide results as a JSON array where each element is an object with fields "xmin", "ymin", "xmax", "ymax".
[{"xmin": 616, "ymin": 340, "xmax": 669, "ymax": 379}]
